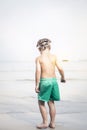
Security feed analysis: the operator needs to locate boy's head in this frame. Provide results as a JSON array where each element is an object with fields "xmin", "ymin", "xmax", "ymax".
[{"xmin": 36, "ymin": 38, "xmax": 51, "ymax": 51}]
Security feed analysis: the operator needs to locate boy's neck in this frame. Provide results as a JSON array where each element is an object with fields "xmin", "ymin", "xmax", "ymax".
[{"xmin": 41, "ymin": 48, "xmax": 50, "ymax": 55}]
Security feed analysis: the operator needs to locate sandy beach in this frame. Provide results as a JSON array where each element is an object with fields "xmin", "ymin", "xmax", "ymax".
[{"xmin": 0, "ymin": 61, "xmax": 87, "ymax": 130}]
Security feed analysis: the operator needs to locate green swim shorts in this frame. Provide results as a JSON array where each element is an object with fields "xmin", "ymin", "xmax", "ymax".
[{"xmin": 38, "ymin": 78, "xmax": 60, "ymax": 102}]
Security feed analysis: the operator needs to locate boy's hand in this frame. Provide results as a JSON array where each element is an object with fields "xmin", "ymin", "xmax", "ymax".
[
  {"xmin": 61, "ymin": 77, "xmax": 66, "ymax": 83},
  {"xmin": 35, "ymin": 86, "xmax": 40, "ymax": 93}
]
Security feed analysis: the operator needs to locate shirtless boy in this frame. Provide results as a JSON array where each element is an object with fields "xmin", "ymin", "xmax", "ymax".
[{"xmin": 35, "ymin": 38, "xmax": 66, "ymax": 129}]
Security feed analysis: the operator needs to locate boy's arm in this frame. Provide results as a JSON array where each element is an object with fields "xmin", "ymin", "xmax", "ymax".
[
  {"xmin": 55, "ymin": 56, "xmax": 66, "ymax": 82},
  {"xmin": 35, "ymin": 57, "xmax": 41, "ymax": 93}
]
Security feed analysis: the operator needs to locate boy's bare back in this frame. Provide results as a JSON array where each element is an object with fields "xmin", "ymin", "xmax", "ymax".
[{"xmin": 36, "ymin": 51, "xmax": 56, "ymax": 78}]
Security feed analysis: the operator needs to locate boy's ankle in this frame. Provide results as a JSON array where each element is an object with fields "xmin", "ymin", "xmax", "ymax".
[{"xmin": 43, "ymin": 121, "xmax": 48, "ymax": 125}]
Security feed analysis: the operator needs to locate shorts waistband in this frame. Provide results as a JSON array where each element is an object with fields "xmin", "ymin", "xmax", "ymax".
[{"xmin": 40, "ymin": 78, "xmax": 57, "ymax": 81}]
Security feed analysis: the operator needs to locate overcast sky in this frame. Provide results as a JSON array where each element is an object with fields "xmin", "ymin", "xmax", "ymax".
[{"xmin": 0, "ymin": 0, "xmax": 87, "ymax": 61}]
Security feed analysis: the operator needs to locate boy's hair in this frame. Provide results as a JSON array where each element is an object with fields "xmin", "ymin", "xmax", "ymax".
[{"xmin": 36, "ymin": 38, "xmax": 51, "ymax": 51}]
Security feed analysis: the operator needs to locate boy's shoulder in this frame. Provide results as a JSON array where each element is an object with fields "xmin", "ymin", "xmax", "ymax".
[
  {"xmin": 36, "ymin": 55, "xmax": 41, "ymax": 59},
  {"xmin": 35, "ymin": 55, "xmax": 41, "ymax": 62}
]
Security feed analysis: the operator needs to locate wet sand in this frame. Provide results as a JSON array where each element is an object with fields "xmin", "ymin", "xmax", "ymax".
[{"xmin": 0, "ymin": 79, "xmax": 87, "ymax": 130}]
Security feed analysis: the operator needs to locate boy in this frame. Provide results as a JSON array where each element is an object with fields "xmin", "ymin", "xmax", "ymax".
[{"xmin": 35, "ymin": 38, "xmax": 66, "ymax": 129}]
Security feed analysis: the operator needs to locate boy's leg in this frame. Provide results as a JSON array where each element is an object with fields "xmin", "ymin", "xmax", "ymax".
[
  {"xmin": 37, "ymin": 100, "xmax": 48, "ymax": 129},
  {"xmin": 48, "ymin": 100, "xmax": 56, "ymax": 128}
]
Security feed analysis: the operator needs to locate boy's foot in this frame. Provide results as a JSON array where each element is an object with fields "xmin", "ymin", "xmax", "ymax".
[
  {"xmin": 36, "ymin": 123, "xmax": 48, "ymax": 129},
  {"xmin": 49, "ymin": 123, "xmax": 55, "ymax": 129}
]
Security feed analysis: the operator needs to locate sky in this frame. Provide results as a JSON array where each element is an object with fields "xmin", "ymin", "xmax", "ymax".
[{"xmin": 0, "ymin": 0, "xmax": 87, "ymax": 61}]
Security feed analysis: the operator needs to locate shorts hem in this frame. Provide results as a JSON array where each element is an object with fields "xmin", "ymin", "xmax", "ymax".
[
  {"xmin": 38, "ymin": 98, "xmax": 60, "ymax": 102},
  {"xmin": 38, "ymin": 98, "xmax": 49, "ymax": 102}
]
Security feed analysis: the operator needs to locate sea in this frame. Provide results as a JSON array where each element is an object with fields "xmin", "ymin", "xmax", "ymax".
[
  {"xmin": 0, "ymin": 60, "xmax": 87, "ymax": 81},
  {"xmin": 0, "ymin": 59, "xmax": 87, "ymax": 101}
]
